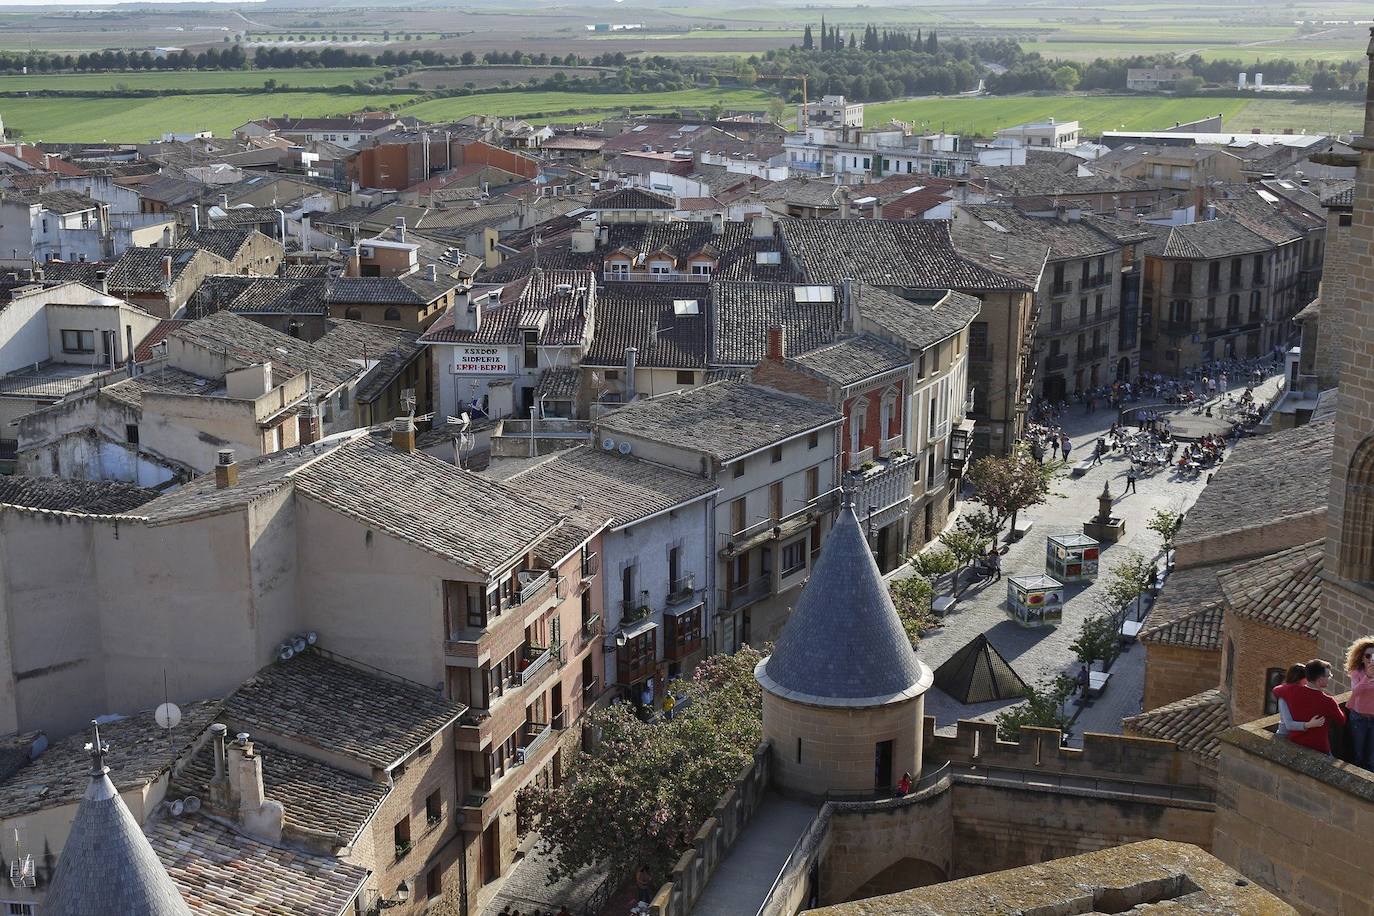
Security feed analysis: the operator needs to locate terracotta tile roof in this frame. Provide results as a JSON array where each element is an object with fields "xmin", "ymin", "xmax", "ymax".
[
  {"xmin": 503, "ymin": 445, "xmax": 718, "ymax": 529},
  {"xmin": 1140, "ymin": 218, "xmax": 1272, "ymax": 260},
  {"xmin": 324, "ymin": 274, "xmax": 454, "ymax": 306},
  {"xmin": 1140, "ymin": 602, "xmax": 1224, "ymax": 651},
  {"xmin": 420, "ymin": 269, "xmax": 593, "ymax": 346},
  {"xmin": 1139, "ymin": 558, "xmax": 1247, "ymax": 650},
  {"xmin": 149, "ymin": 814, "xmax": 368, "ymax": 916},
  {"xmin": 972, "ymin": 161, "xmax": 1150, "ymax": 197},
  {"xmin": 0, "ymin": 475, "xmax": 157, "ymax": 514},
  {"xmin": 0, "ymin": 701, "xmax": 221, "ymax": 819},
  {"xmin": 1124, "ymin": 688, "xmax": 1229, "ymax": 761},
  {"xmin": 597, "ymin": 379, "xmax": 840, "ymax": 462},
  {"xmin": 788, "ymin": 333, "xmax": 910, "ymax": 386},
  {"xmin": 176, "ymin": 738, "xmax": 387, "ymax": 847},
  {"xmin": 1217, "ymin": 539, "xmax": 1324, "ymax": 636},
  {"xmin": 779, "ymin": 218, "xmax": 1033, "ymax": 291},
  {"xmin": 175, "ymin": 228, "xmax": 261, "ymax": 262},
  {"xmin": 1321, "ymin": 182, "xmax": 1355, "ymax": 208},
  {"xmin": 224, "ymin": 649, "xmax": 464, "ymax": 771},
  {"xmin": 188, "ymin": 275, "xmax": 327, "ymax": 319},
  {"xmin": 584, "ymin": 282, "xmax": 707, "ymax": 369},
  {"xmin": 291, "ymin": 432, "xmax": 567, "ymax": 573},
  {"xmin": 482, "ymin": 220, "xmax": 794, "ymax": 285},
  {"xmin": 1176, "ymin": 419, "xmax": 1333, "ymax": 548},
  {"xmin": 710, "ymin": 281, "xmax": 841, "ymax": 366},
  {"xmin": 536, "ymin": 365, "xmax": 580, "ymax": 400},
  {"xmin": 855, "ymin": 286, "xmax": 982, "ymax": 351},
  {"xmin": 957, "ymin": 204, "xmax": 1143, "ymax": 259},
  {"xmin": 134, "ymin": 318, "xmax": 193, "ymax": 362}
]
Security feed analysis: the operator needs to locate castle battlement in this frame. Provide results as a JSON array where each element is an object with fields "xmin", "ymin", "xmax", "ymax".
[{"xmin": 924, "ymin": 717, "xmax": 1211, "ymax": 791}]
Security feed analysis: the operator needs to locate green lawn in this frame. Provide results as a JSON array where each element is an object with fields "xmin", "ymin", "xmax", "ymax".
[
  {"xmin": 402, "ymin": 87, "xmax": 773, "ymax": 122},
  {"xmin": 2, "ymin": 91, "xmax": 417, "ymax": 143},
  {"xmin": 0, "ymin": 67, "xmax": 384, "ymax": 93},
  {"xmin": 864, "ymin": 94, "xmax": 1364, "ymax": 137}
]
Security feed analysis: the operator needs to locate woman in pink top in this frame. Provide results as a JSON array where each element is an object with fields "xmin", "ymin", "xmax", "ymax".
[{"xmin": 1345, "ymin": 636, "xmax": 1374, "ymax": 770}]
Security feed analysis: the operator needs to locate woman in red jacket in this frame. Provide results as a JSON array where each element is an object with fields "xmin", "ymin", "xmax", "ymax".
[
  {"xmin": 1273, "ymin": 660, "xmax": 1345, "ymax": 756},
  {"xmin": 1345, "ymin": 636, "xmax": 1374, "ymax": 770}
]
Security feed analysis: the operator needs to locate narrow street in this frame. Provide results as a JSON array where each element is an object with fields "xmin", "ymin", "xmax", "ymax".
[{"xmin": 906, "ymin": 372, "xmax": 1287, "ymax": 742}]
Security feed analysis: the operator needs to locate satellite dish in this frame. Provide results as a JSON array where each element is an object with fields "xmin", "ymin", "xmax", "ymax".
[
  {"xmin": 618, "ymin": 441, "xmax": 632, "ymax": 455},
  {"xmin": 601, "ymin": 437, "xmax": 616, "ymax": 450},
  {"xmin": 169, "ymin": 799, "xmax": 185, "ymax": 817},
  {"xmin": 183, "ymin": 796, "xmax": 201, "ymax": 813},
  {"xmin": 306, "ymin": 631, "xmax": 318, "ymax": 645},
  {"xmin": 292, "ymin": 635, "xmax": 307, "ymax": 654},
  {"xmin": 154, "ymin": 702, "xmax": 182, "ymax": 730},
  {"xmin": 278, "ymin": 644, "xmax": 295, "ymax": 662}
]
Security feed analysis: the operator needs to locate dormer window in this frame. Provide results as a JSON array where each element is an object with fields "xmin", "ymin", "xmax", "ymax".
[{"xmin": 690, "ymin": 261, "xmax": 713, "ymax": 276}]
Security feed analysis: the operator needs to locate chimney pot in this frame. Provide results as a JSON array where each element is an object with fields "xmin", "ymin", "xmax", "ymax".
[
  {"xmin": 766, "ymin": 325, "xmax": 786, "ymax": 361},
  {"xmin": 214, "ymin": 449, "xmax": 238, "ymax": 489},
  {"xmin": 391, "ymin": 416, "xmax": 416, "ymax": 453},
  {"xmin": 209, "ymin": 723, "xmax": 228, "ymax": 784},
  {"xmin": 624, "ymin": 347, "xmax": 638, "ymax": 401},
  {"xmin": 298, "ymin": 402, "xmax": 320, "ymax": 445},
  {"xmin": 427, "ymin": 263, "xmax": 438, "ymax": 282},
  {"xmin": 162, "ymin": 254, "xmax": 173, "ymax": 284}
]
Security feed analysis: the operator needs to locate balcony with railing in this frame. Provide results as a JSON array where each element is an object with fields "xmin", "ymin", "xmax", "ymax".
[
  {"xmin": 580, "ymin": 614, "xmax": 603, "ymax": 645},
  {"xmin": 1164, "ymin": 318, "xmax": 1195, "ymax": 336},
  {"xmin": 718, "ymin": 575, "xmax": 772, "ymax": 614},
  {"xmin": 513, "ymin": 641, "xmax": 561, "ymax": 688},
  {"xmin": 604, "ymin": 268, "xmax": 710, "ymax": 284},
  {"xmin": 444, "ymin": 570, "xmax": 560, "ymax": 658},
  {"xmin": 1050, "ymin": 280, "xmax": 1071, "ymax": 296},
  {"xmin": 1083, "ymin": 344, "xmax": 1110, "ymax": 361},
  {"xmin": 581, "ymin": 550, "xmax": 600, "ymax": 583},
  {"xmin": 666, "ymin": 575, "xmax": 696, "ymax": 606},
  {"xmin": 843, "ymin": 452, "xmax": 917, "ymax": 529},
  {"xmin": 1045, "ymin": 353, "xmax": 1069, "ymax": 372},
  {"xmin": 517, "ymin": 720, "xmax": 554, "ymax": 764},
  {"xmin": 723, "ymin": 489, "xmax": 836, "ymax": 556}
]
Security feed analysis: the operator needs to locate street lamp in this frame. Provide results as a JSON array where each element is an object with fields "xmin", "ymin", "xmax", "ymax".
[{"xmin": 379, "ymin": 880, "xmax": 410, "ymax": 908}]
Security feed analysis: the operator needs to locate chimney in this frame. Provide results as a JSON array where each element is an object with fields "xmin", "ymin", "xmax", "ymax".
[
  {"xmin": 841, "ymin": 277, "xmax": 859, "ymax": 331},
  {"xmin": 210, "ymin": 724, "xmax": 228, "ymax": 783},
  {"xmin": 191, "ymin": 204, "xmax": 200, "ymax": 232},
  {"xmin": 872, "ymin": 198, "xmax": 882, "ymax": 220},
  {"xmin": 233, "ymin": 734, "xmax": 284, "ymax": 845},
  {"xmin": 161, "ymin": 254, "xmax": 173, "ymax": 286},
  {"xmin": 426, "ymin": 263, "xmax": 438, "ymax": 282},
  {"xmin": 766, "ymin": 324, "xmax": 786, "ymax": 361},
  {"xmin": 220, "ymin": 193, "xmax": 229, "ymax": 212},
  {"xmin": 297, "ymin": 402, "xmax": 320, "ymax": 445},
  {"xmin": 95, "ymin": 269, "xmax": 108, "ymax": 294},
  {"xmin": 215, "ymin": 449, "xmax": 238, "ymax": 488},
  {"xmin": 839, "ymin": 190, "xmax": 850, "ymax": 220},
  {"xmin": 300, "ymin": 215, "xmax": 311, "ymax": 253},
  {"xmin": 624, "ymin": 347, "xmax": 638, "ymax": 401},
  {"xmin": 391, "ymin": 416, "xmax": 416, "ymax": 453},
  {"xmin": 395, "ymin": 216, "xmax": 407, "ymax": 242},
  {"xmin": 346, "ymin": 247, "xmax": 361, "ymax": 277},
  {"xmin": 711, "ymin": 211, "xmax": 724, "ymax": 235}
]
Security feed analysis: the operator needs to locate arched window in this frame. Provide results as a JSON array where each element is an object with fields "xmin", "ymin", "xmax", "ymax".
[
  {"xmin": 849, "ymin": 399, "xmax": 868, "ymax": 457},
  {"xmin": 880, "ymin": 387, "xmax": 899, "ymax": 441},
  {"xmin": 384, "ymin": 307, "xmax": 402, "ymax": 322},
  {"xmin": 344, "ymin": 308, "xmax": 362, "ymax": 321},
  {"xmin": 1340, "ymin": 435, "xmax": 1374, "ymax": 581}
]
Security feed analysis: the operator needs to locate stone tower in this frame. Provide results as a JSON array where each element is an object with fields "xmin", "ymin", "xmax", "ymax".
[
  {"xmin": 1320, "ymin": 29, "xmax": 1374, "ymax": 686},
  {"xmin": 756, "ymin": 499, "xmax": 933, "ymax": 797}
]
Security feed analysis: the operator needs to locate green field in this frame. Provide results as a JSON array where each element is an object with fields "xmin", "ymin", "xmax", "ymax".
[
  {"xmin": 0, "ymin": 91, "xmax": 418, "ymax": 142},
  {"xmin": 865, "ymin": 95, "xmax": 1364, "ymax": 137},
  {"xmin": 0, "ymin": 67, "xmax": 384, "ymax": 93},
  {"xmin": 402, "ymin": 87, "xmax": 774, "ymax": 122}
]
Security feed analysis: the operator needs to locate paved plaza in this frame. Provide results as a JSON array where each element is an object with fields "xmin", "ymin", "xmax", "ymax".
[{"xmin": 907, "ymin": 372, "xmax": 1287, "ymax": 742}]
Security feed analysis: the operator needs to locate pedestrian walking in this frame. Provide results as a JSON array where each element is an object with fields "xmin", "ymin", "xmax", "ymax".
[
  {"xmin": 1089, "ymin": 439, "xmax": 1104, "ymax": 466},
  {"xmin": 1124, "ymin": 467, "xmax": 1138, "ymax": 494},
  {"xmin": 988, "ymin": 549, "xmax": 1002, "ymax": 581},
  {"xmin": 1060, "ymin": 433, "xmax": 1072, "ymax": 462},
  {"xmin": 1076, "ymin": 664, "xmax": 1090, "ymax": 696}
]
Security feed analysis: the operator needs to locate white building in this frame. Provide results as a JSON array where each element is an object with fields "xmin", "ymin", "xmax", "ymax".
[{"xmin": 995, "ymin": 119, "xmax": 1082, "ymax": 149}]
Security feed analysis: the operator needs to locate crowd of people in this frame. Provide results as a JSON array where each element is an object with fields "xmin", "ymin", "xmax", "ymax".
[{"xmin": 1271, "ymin": 637, "xmax": 1374, "ymax": 771}]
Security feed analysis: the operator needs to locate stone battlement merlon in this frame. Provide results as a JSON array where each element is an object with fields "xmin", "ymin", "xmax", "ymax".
[{"xmin": 924, "ymin": 717, "xmax": 1210, "ymax": 789}]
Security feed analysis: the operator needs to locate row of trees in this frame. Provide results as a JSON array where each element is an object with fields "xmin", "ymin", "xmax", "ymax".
[
  {"xmin": 802, "ymin": 20, "xmax": 941, "ymax": 55},
  {"xmin": 991, "ymin": 49, "xmax": 1368, "ymax": 94}
]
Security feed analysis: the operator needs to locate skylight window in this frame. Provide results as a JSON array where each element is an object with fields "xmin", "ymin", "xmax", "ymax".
[
  {"xmin": 673, "ymin": 299, "xmax": 701, "ymax": 316},
  {"xmin": 793, "ymin": 286, "xmax": 835, "ymax": 303}
]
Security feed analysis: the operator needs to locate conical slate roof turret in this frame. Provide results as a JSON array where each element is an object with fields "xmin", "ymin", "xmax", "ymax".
[
  {"xmin": 757, "ymin": 498, "xmax": 931, "ymax": 707},
  {"xmin": 44, "ymin": 722, "xmax": 192, "ymax": 916}
]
